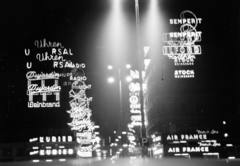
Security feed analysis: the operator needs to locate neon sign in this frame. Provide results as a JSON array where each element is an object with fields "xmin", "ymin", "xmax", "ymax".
[
  {"xmin": 53, "ymin": 61, "xmax": 85, "ymax": 69},
  {"xmin": 162, "ymin": 10, "xmax": 202, "ymax": 76},
  {"xmin": 174, "ymin": 70, "xmax": 194, "ymax": 78},
  {"xmin": 166, "ymin": 134, "xmax": 207, "ymax": 140},
  {"xmin": 27, "ymin": 77, "xmax": 60, "ymax": 108},
  {"xmin": 36, "ymin": 52, "xmax": 66, "ymax": 62},
  {"xmin": 34, "ymin": 39, "xmax": 64, "ymax": 48},
  {"xmin": 28, "ymin": 101, "xmax": 60, "ymax": 108},
  {"xmin": 169, "ymin": 18, "xmax": 202, "ymax": 24},
  {"xmin": 27, "ymin": 84, "xmax": 61, "ymax": 95},
  {"xmin": 198, "ymin": 141, "xmax": 221, "ymax": 147},
  {"xmin": 26, "ymin": 71, "xmax": 60, "ymax": 80},
  {"xmin": 67, "ymin": 69, "xmax": 96, "ymax": 156},
  {"xmin": 168, "ymin": 147, "xmax": 209, "ymax": 153},
  {"xmin": 25, "ymin": 39, "xmax": 76, "ymax": 108},
  {"xmin": 196, "ymin": 129, "xmax": 219, "ymax": 135},
  {"xmin": 29, "ymin": 136, "xmax": 72, "ymax": 143},
  {"xmin": 29, "ymin": 149, "xmax": 74, "ymax": 156}
]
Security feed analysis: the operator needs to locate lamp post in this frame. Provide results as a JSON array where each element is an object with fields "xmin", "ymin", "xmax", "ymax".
[
  {"xmin": 135, "ymin": 0, "xmax": 146, "ymax": 138},
  {"xmin": 108, "ymin": 64, "xmax": 132, "ymax": 157}
]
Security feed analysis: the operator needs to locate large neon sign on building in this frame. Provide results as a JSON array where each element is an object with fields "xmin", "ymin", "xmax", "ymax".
[
  {"xmin": 162, "ymin": 11, "xmax": 202, "ymax": 78},
  {"xmin": 25, "ymin": 39, "xmax": 77, "ymax": 108},
  {"xmin": 67, "ymin": 67, "xmax": 96, "ymax": 158}
]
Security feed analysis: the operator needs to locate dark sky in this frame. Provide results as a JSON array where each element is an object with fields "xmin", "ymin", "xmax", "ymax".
[{"xmin": 1, "ymin": 0, "xmax": 239, "ymax": 142}]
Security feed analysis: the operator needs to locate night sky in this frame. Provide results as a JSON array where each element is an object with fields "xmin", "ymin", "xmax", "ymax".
[{"xmin": 1, "ymin": 0, "xmax": 239, "ymax": 142}]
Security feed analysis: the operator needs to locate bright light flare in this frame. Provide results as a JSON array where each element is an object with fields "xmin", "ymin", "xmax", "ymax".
[
  {"xmin": 108, "ymin": 77, "xmax": 115, "ymax": 83},
  {"xmin": 126, "ymin": 64, "xmax": 131, "ymax": 69},
  {"xmin": 108, "ymin": 65, "xmax": 113, "ymax": 70},
  {"xmin": 126, "ymin": 76, "xmax": 132, "ymax": 82}
]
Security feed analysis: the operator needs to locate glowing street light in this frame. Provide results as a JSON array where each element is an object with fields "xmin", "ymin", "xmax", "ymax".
[
  {"xmin": 107, "ymin": 64, "xmax": 132, "ymax": 155},
  {"xmin": 108, "ymin": 77, "xmax": 115, "ymax": 83},
  {"xmin": 108, "ymin": 65, "xmax": 113, "ymax": 70}
]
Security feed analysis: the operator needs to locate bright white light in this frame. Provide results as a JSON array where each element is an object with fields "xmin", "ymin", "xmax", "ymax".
[
  {"xmin": 108, "ymin": 77, "xmax": 115, "ymax": 83},
  {"xmin": 59, "ymin": 159, "xmax": 66, "ymax": 162},
  {"xmin": 32, "ymin": 146, "xmax": 39, "ymax": 149},
  {"xmin": 46, "ymin": 159, "xmax": 52, "ymax": 162},
  {"xmin": 68, "ymin": 149, "xmax": 74, "ymax": 155},
  {"xmin": 32, "ymin": 160, "xmax": 39, "ymax": 162},
  {"xmin": 126, "ymin": 64, "xmax": 131, "ymax": 69},
  {"xmin": 123, "ymin": 144, "xmax": 128, "ymax": 148},
  {"xmin": 108, "ymin": 65, "xmax": 113, "ymax": 70},
  {"xmin": 223, "ymin": 121, "xmax": 226, "ymax": 125},
  {"xmin": 126, "ymin": 76, "xmax": 132, "ymax": 82},
  {"xmin": 143, "ymin": 46, "xmax": 150, "ymax": 55},
  {"xmin": 122, "ymin": 131, "xmax": 127, "ymax": 134},
  {"xmin": 228, "ymin": 156, "xmax": 236, "ymax": 159},
  {"xmin": 224, "ymin": 133, "xmax": 228, "ymax": 137}
]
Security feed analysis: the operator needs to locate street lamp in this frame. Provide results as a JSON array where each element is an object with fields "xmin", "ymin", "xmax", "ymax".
[
  {"xmin": 135, "ymin": 0, "xmax": 146, "ymax": 138},
  {"xmin": 108, "ymin": 64, "xmax": 132, "ymax": 115},
  {"xmin": 107, "ymin": 64, "xmax": 132, "ymax": 155}
]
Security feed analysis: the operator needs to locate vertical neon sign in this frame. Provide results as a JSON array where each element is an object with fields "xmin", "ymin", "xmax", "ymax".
[
  {"xmin": 67, "ymin": 68, "xmax": 95, "ymax": 157},
  {"xmin": 162, "ymin": 11, "xmax": 202, "ymax": 78}
]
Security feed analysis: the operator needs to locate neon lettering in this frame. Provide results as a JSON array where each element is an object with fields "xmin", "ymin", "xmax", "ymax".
[
  {"xmin": 28, "ymin": 101, "xmax": 60, "ymax": 108},
  {"xmin": 26, "ymin": 71, "xmax": 60, "ymax": 80},
  {"xmin": 52, "ymin": 48, "xmax": 73, "ymax": 55},
  {"xmin": 28, "ymin": 84, "xmax": 61, "ymax": 95},
  {"xmin": 36, "ymin": 52, "xmax": 66, "ymax": 62},
  {"xmin": 26, "ymin": 62, "xmax": 32, "ymax": 69},
  {"xmin": 34, "ymin": 39, "xmax": 64, "ymax": 48},
  {"xmin": 25, "ymin": 49, "xmax": 30, "ymax": 56}
]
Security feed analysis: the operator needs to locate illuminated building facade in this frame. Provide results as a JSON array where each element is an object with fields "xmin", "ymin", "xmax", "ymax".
[{"xmin": 144, "ymin": 8, "xmax": 240, "ymax": 159}]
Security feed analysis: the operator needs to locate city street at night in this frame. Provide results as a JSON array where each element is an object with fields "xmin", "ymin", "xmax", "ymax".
[{"xmin": 1, "ymin": 0, "xmax": 240, "ymax": 165}]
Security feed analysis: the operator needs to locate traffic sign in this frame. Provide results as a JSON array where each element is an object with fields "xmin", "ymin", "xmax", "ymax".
[{"xmin": 140, "ymin": 137, "xmax": 149, "ymax": 146}]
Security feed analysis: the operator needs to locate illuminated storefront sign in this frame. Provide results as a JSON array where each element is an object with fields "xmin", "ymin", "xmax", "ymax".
[
  {"xmin": 29, "ymin": 136, "xmax": 73, "ymax": 143},
  {"xmin": 30, "ymin": 149, "xmax": 74, "ymax": 156},
  {"xmin": 25, "ymin": 39, "xmax": 77, "ymax": 108},
  {"xmin": 168, "ymin": 147, "xmax": 209, "ymax": 153},
  {"xmin": 166, "ymin": 134, "xmax": 207, "ymax": 140},
  {"xmin": 165, "ymin": 130, "xmax": 222, "ymax": 157}
]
